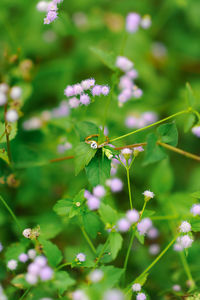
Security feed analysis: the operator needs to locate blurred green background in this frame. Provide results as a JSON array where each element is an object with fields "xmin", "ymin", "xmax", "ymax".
[{"xmin": 0, "ymin": 0, "xmax": 200, "ymax": 298}]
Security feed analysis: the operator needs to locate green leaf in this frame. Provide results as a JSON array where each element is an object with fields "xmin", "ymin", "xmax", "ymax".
[
  {"xmin": 0, "ymin": 149, "xmax": 9, "ymax": 164},
  {"xmin": 11, "ymin": 274, "xmax": 29, "ymax": 289},
  {"xmin": 143, "ymin": 133, "xmax": 167, "ymax": 165},
  {"xmin": 75, "ymin": 121, "xmax": 99, "ymax": 141},
  {"xmin": 190, "ymin": 191, "xmax": 200, "ymax": 199},
  {"xmin": 54, "ymin": 271, "xmax": 75, "ymax": 294},
  {"xmin": 108, "ymin": 232, "xmax": 123, "ymax": 259},
  {"xmin": 184, "ymin": 114, "xmax": 196, "ymax": 133},
  {"xmin": 150, "ymin": 159, "xmax": 174, "ymax": 195},
  {"xmin": 186, "ymin": 82, "xmax": 196, "ymax": 108},
  {"xmin": 191, "ymin": 220, "xmax": 200, "ymax": 232},
  {"xmin": 134, "ymin": 272, "xmax": 149, "ymax": 286},
  {"xmin": 53, "ymin": 198, "xmax": 73, "ymax": 216},
  {"xmin": 90, "ymin": 47, "xmax": 117, "ymax": 71},
  {"xmin": 135, "ymin": 230, "xmax": 145, "ymax": 244},
  {"xmin": 0, "ymin": 122, "xmax": 18, "ymax": 144},
  {"xmin": 75, "ymin": 142, "xmax": 97, "ymax": 175},
  {"xmin": 157, "ymin": 122, "xmax": 178, "ymax": 146},
  {"xmin": 100, "ymin": 266, "xmax": 124, "ymax": 289},
  {"xmin": 99, "ymin": 203, "xmax": 119, "ymax": 225},
  {"xmin": 39, "ymin": 239, "xmax": 63, "ymax": 267},
  {"xmin": 5, "ymin": 242, "xmax": 28, "ymax": 263},
  {"xmin": 142, "ymin": 209, "xmax": 155, "ymax": 218},
  {"xmin": 85, "ymin": 150, "xmax": 111, "ymax": 186},
  {"xmin": 82, "ymin": 212, "xmax": 102, "ymax": 238}
]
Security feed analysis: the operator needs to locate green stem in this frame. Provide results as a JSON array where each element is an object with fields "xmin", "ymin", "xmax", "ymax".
[
  {"xmin": 126, "ymin": 234, "xmax": 179, "ymax": 295},
  {"xmin": 4, "ymin": 104, "xmax": 12, "ymax": 164},
  {"xmin": 80, "ymin": 225, "xmax": 96, "ymax": 255},
  {"xmin": 19, "ymin": 287, "xmax": 31, "ymax": 300},
  {"xmin": 0, "ymin": 195, "xmax": 21, "ymax": 231},
  {"xmin": 179, "ymin": 251, "xmax": 196, "ymax": 289},
  {"xmin": 110, "ymin": 110, "xmax": 188, "ymax": 143},
  {"xmin": 126, "ymin": 167, "xmax": 133, "ymax": 210},
  {"xmin": 120, "ymin": 31, "xmax": 128, "ymax": 55},
  {"xmin": 55, "ymin": 262, "xmax": 71, "ymax": 271},
  {"xmin": 94, "ymin": 237, "xmax": 109, "ymax": 268}
]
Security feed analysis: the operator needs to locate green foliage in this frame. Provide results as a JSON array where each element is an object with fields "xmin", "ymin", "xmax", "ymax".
[
  {"xmin": 82, "ymin": 212, "xmax": 102, "ymax": 238},
  {"xmin": 143, "ymin": 133, "xmax": 167, "ymax": 165},
  {"xmin": 85, "ymin": 151, "xmax": 111, "ymax": 186},
  {"xmin": 186, "ymin": 82, "xmax": 196, "ymax": 108},
  {"xmin": 0, "ymin": 149, "xmax": 9, "ymax": 164},
  {"xmin": 90, "ymin": 47, "xmax": 117, "ymax": 71},
  {"xmin": 157, "ymin": 123, "xmax": 178, "ymax": 146},
  {"xmin": 54, "ymin": 271, "xmax": 75, "ymax": 294},
  {"xmin": 39, "ymin": 239, "xmax": 63, "ymax": 267},
  {"xmin": 75, "ymin": 142, "xmax": 97, "ymax": 175},
  {"xmin": 99, "ymin": 203, "xmax": 119, "ymax": 225},
  {"xmin": 108, "ymin": 232, "xmax": 123, "ymax": 259}
]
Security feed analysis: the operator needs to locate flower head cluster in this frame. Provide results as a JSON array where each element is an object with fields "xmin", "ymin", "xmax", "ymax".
[
  {"xmin": 192, "ymin": 126, "xmax": 200, "ymax": 138},
  {"xmin": 137, "ymin": 218, "xmax": 153, "ymax": 235},
  {"xmin": 26, "ymin": 255, "xmax": 53, "ymax": 284},
  {"xmin": 84, "ymin": 185, "xmax": 106, "ymax": 211},
  {"xmin": 174, "ymin": 221, "xmax": 193, "ymax": 251},
  {"xmin": 116, "ymin": 56, "xmax": 142, "ymax": 106},
  {"xmin": 126, "ymin": 12, "xmax": 151, "ymax": 34},
  {"xmin": 117, "ymin": 209, "xmax": 139, "ymax": 233},
  {"xmin": 76, "ymin": 253, "xmax": 86, "ymax": 262},
  {"xmin": 106, "ymin": 178, "xmax": 123, "ymax": 193},
  {"xmin": 132, "ymin": 283, "xmax": 146, "ymax": 300},
  {"xmin": 64, "ymin": 79, "xmax": 110, "ymax": 109},
  {"xmin": 37, "ymin": 0, "xmax": 63, "ymax": 24},
  {"xmin": 0, "ymin": 83, "xmax": 22, "ymax": 122},
  {"xmin": 125, "ymin": 111, "xmax": 158, "ymax": 129},
  {"xmin": 190, "ymin": 203, "xmax": 200, "ymax": 216},
  {"xmin": 143, "ymin": 190, "xmax": 155, "ymax": 201}
]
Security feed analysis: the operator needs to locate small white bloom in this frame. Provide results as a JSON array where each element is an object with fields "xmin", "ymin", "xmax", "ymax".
[
  {"xmin": 25, "ymin": 273, "xmax": 38, "ymax": 285},
  {"xmin": 180, "ymin": 235, "xmax": 193, "ymax": 249},
  {"xmin": 27, "ymin": 249, "xmax": 36, "ymax": 259},
  {"xmin": 143, "ymin": 190, "xmax": 154, "ymax": 200},
  {"xmin": 10, "ymin": 86, "xmax": 22, "ymax": 100},
  {"xmin": 7, "ymin": 259, "xmax": 17, "ymax": 270},
  {"xmin": 103, "ymin": 289, "xmax": 124, "ymax": 300},
  {"xmin": 6, "ymin": 109, "xmax": 19, "ymax": 122},
  {"xmin": 172, "ymin": 284, "xmax": 181, "ymax": 292},
  {"xmin": 136, "ymin": 293, "xmax": 146, "ymax": 300},
  {"xmin": 76, "ymin": 253, "xmax": 86, "ymax": 262},
  {"xmin": 190, "ymin": 204, "xmax": 200, "ymax": 216},
  {"xmin": 36, "ymin": 1, "xmax": 49, "ymax": 12},
  {"xmin": 149, "ymin": 244, "xmax": 160, "ymax": 255},
  {"xmin": 23, "ymin": 228, "xmax": 32, "ymax": 239},
  {"xmin": 0, "ymin": 83, "xmax": 9, "ymax": 93},
  {"xmin": 72, "ymin": 290, "xmax": 89, "ymax": 300},
  {"xmin": 179, "ymin": 221, "xmax": 191, "ymax": 233},
  {"xmin": 0, "ymin": 92, "xmax": 7, "ymax": 106},
  {"xmin": 89, "ymin": 269, "xmax": 104, "ymax": 282},
  {"xmin": 132, "ymin": 283, "xmax": 141, "ymax": 292},
  {"xmin": 126, "ymin": 209, "xmax": 139, "ymax": 224}
]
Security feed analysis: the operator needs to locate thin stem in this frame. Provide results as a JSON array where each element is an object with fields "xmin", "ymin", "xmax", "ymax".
[
  {"xmin": 179, "ymin": 251, "xmax": 196, "ymax": 289},
  {"xmin": 55, "ymin": 262, "xmax": 71, "ymax": 271},
  {"xmin": 110, "ymin": 110, "xmax": 188, "ymax": 143},
  {"xmin": 19, "ymin": 287, "xmax": 31, "ymax": 300},
  {"xmin": 94, "ymin": 237, "xmax": 109, "ymax": 268},
  {"xmin": 0, "ymin": 130, "xmax": 6, "ymax": 142},
  {"xmin": 4, "ymin": 104, "xmax": 12, "ymax": 164},
  {"xmin": 126, "ymin": 234, "xmax": 179, "ymax": 295},
  {"xmin": 158, "ymin": 142, "xmax": 200, "ymax": 162},
  {"xmin": 0, "ymin": 195, "xmax": 21, "ymax": 231},
  {"xmin": 126, "ymin": 167, "xmax": 133, "ymax": 210},
  {"xmin": 80, "ymin": 225, "xmax": 96, "ymax": 255}
]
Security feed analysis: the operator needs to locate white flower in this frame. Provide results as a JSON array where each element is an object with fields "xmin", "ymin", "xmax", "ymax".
[
  {"xmin": 76, "ymin": 253, "xmax": 86, "ymax": 262},
  {"xmin": 143, "ymin": 190, "xmax": 154, "ymax": 199},
  {"xmin": 27, "ymin": 249, "xmax": 36, "ymax": 259},
  {"xmin": 180, "ymin": 235, "xmax": 193, "ymax": 249},
  {"xmin": 126, "ymin": 209, "xmax": 139, "ymax": 224},
  {"xmin": 132, "ymin": 283, "xmax": 141, "ymax": 292},
  {"xmin": 190, "ymin": 204, "xmax": 200, "ymax": 216},
  {"xmin": 0, "ymin": 92, "xmax": 7, "ymax": 106},
  {"xmin": 6, "ymin": 109, "xmax": 19, "ymax": 122},
  {"xmin": 23, "ymin": 228, "xmax": 32, "ymax": 239},
  {"xmin": 36, "ymin": 1, "xmax": 49, "ymax": 12},
  {"xmin": 89, "ymin": 269, "xmax": 104, "ymax": 282},
  {"xmin": 136, "ymin": 293, "xmax": 146, "ymax": 300},
  {"xmin": 25, "ymin": 273, "xmax": 38, "ymax": 285},
  {"xmin": 7, "ymin": 259, "xmax": 17, "ymax": 270},
  {"xmin": 72, "ymin": 290, "xmax": 89, "ymax": 300},
  {"xmin": 172, "ymin": 284, "xmax": 181, "ymax": 292},
  {"xmin": 179, "ymin": 221, "xmax": 191, "ymax": 233},
  {"xmin": 10, "ymin": 86, "xmax": 22, "ymax": 100}
]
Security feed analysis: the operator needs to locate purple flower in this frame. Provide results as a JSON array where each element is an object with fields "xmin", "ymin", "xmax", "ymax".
[
  {"xmin": 93, "ymin": 185, "xmax": 106, "ymax": 198},
  {"xmin": 28, "ymin": 262, "xmax": 41, "ymax": 275},
  {"xmin": 87, "ymin": 196, "xmax": 100, "ymax": 210},
  {"xmin": 192, "ymin": 126, "xmax": 200, "ymax": 138},
  {"xmin": 92, "ymin": 85, "xmax": 102, "ymax": 96},
  {"xmin": 25, "ymin": 273, "xmax": 38, "ymax": 285},
  {"xmin": 80, "ymin": 94, "xmax": 90, "ymax": 105},
  {"xmin": 64, "ymin": 85, "xmax": 75, "ymax": 97},
  {"xmin": 39, "ymin": 266, "xmax": 53, "ymax": 281},
  {"xmin": 126, "ymin": 13, "xmax": 141, "ymax": 33},
  {"xmin": 19, "ymin": 253, "xmax": 29, "ymax": 263},
  {"xmin": 137, "ymin": 218, "xmax": 152, "ymax": 235},
  {"xmin": 73, "ymin": 84, "xmax": 83, "ymax": 95},
  {"xmin": 119, "ymin": 76, "xmax": 133, "ymax": 90},
  {"xmin": 44, "ymin": 10, "xmax": 58, "ymax": 24},
  {"xmin": 117, "ymin": 218, "xmax": 130, "ymax": 232},
  {"xmin": 101, "ymin": 86, "xmax": 110, "ymax": 96},
  {"xmin": 76, "ymin": 253, "xmax": 86, "ymax": 262},
  {"xmin": 116, "ymin": 56, "xmax": 133, "ymax": 72},
  {"xmin": 126, "ymin": 209, "xmax": 139, "ymax": 223},
  {"xmin": 126, "ymin": 69, "xmax": 138, "ymax": 79},
  {"xmin": 34, "ymin": 256, "xmax": 47, "ymax": 267},
  {"xmin": 133, "ymin": 88, "xmax": 143, "ymax": 98},
  {"xmin": 147, "ymin": 227, "xmax": 159, "ymax": 239},
  {"xmin": 108, "ymin": 178, "xmax": 123, "ymax": 193},
  {"xmin": 149, "ymin": 244, "xmax": 160, "ymax": 255},
  {"xmin": 0, "ymin": 242, "xmax": 3, "ymax": 252},
  {"xmin": 69, "ymin": 97, "xmax": 80, "ymax": 108},
  {"xmin": 191, "ymin": 203, "xmax": 200, "ymax": 216}
]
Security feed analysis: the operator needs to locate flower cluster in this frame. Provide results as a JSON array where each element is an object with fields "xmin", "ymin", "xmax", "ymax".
[
  {"xmin": 132, "ymin": 283, "xmax": 147, "ymax": 300},
  {"xmin": 7, "ymin": 248, "xmax": 36, "ymax": 271},
  {"xmin": 190, "ymin": 203, "xmax": 200, "ymax": 216},
  {"xmin": 174, "ymin": 221, "xmax": 193, "ymax": 251},
  {"xmin": 126, "ymin": 12, "xmax": 151, "ymax": 34},
  {"xmin": 106, "ymin": 177, "xmax": 123, "ymax": 193},
  {"xmin": 117, "ymin": 209, "xmax": 139, "ymax": 232},
  {"xmin": 26, "ymin": 255, "xmax": 53, "ymax": 284},
  {"xmin": 36, "ymin": 0, "xmax": 63, "ymax": 25},
  {"xmin": 84, "ymin": 185, "xmax": 106, "ymax": 211},
  {"xmin": 76, "ymin": 252, "xmax": 86, "ymax": 262},
  {"xmin": 125, "ymin": 111, "xmax": 158, "ymax": 129},
  {"xmin": 116, "ymin": 56, "xmax": 142, "ymax": 106},
  {"xmin": 0, "ymin": 83, "xmax": 22, "ymax": 122}
]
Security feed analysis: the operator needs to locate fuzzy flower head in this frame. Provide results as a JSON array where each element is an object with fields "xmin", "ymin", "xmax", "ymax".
[
  {"xmin": 25, "ymin": 273, "xmax": 38, "ymax": 285},
  {"xmin": 190, "ymin": 203, "xmax": 200, "ymax": 216},
  {"xmin": 0, "ymin": 91, "xmax": 7, "ymax": 106},
  {"xmin": 192, "ymin": 126, "xmax": 200, "ymax": 138},
  {"xmin": 126, "ymin": 209, "xmax": 139, "ymax": 224},
  {"xmin": 180, "ymin": 235, "xmax": 193, "ymax": 249},
  {"xmin": 23, "ymin": 228, "xmax": 32, "ymax": 239},
  {"xmin": 92, "ymin": 85, "xmax": 102, "ymax": 96},
  {"xmin": 19, "ymin": 253, "xmax": 29, "ymax": 263},
  {"xmin": 108, "ymin": 178, "xmax": 123, "ymax": 193},
  {"xmin": 136, "ymin": 293, "xmax": 146, "ymax": 300},
  {"xmin": 93, "ymin": 185, "xmax": 105, "ymax": 198},
  {"xmin": 10, "ymin": 86, "xmax": 22, "ymax": 100},
  {"xmin": 172, "ymin": 284, "xmax": 181, "ymax": 292},
  {"xmin": 132, "ymin": 283, "xmax": 141, "ymax": 292},
  {"xmin": 126, "ymin": 12, "xmax": 141, "ymax": 33},
  {"xmin": 6, "ymin": 109, "xmax": 19, "ymax": 122},
  {"xmin": 101, "ymin": 85, "xmax": 110, "ymax": 96},
  {"xmin": 36, "ymin": 1, "xmax": 49, "ymax": 12},
  {"xmin": 149, "ymin": 244, "xmax": 160, "ymax": 255},
  {"xmin": 121, "ymin": 148, "xmax": 132, "ymax": 161},
  {"xmin": 76, "ymin": 253, "xmax": 86, "ymax": 262},
  {"xmin": 0, "ymin": 242, "xmax": 3, "ymax": 252},
  {"xmin": 134, "ymin": 146, "xmax": 144, "ymax": 157},
  {"xmin": 117, "ymin": 218, "xmax": 130, "ymax": 232},
  {"xmin": 140, "ymin": 15, "xmax": 152, "ymax": 29},
  {"xmin": 7, "ymin": 259, "xmax": 17, "ymax": 270},
  {"xmin": 116, "ymin": 56, "xmax": 133, "ymax": 72},
  {"xmin": 89, "ymin": 269, "xmax": 104, "ymax": 283},
  {"xmin": 27, "ymin": 249, "xmax": 36, "ymax": 260},
  {"xmin": 147, "ymin": 227, "xmax": 159, "ymax": 239},
  {"xmin": 72, "ymin": 290, "xmax": 89, "ymax": 300},
  {"xmin": 69, "ymin": 97, "xmax": 80, "ymax": 108},
  {"xmin": 137, "ymin": 218, "xmax": 152, "ymax": 235},
  {"xmin": 64, "ymin": 85, "xmax": 74, "ymax": 97},
  {"xmin": 103, "ymin": 289, "xmax": 124, "ymax": 300},
  {"xmin": 143, "ymin": 190, "xmax": 154, "ymax": 201},
  {"xmin": 80, "ymin": 94, "xmax": 90, "ymax": 106},
  {"xmin": 87, "ymin": 196, "xmax": 100, "ymax": 211},
  {"xmin": 39, "ymin": 266, "xmax": 53, "ymax": 281},
  {"xmin": 179, "ymin": 221, "xmax": 191, "ymax": 233}
]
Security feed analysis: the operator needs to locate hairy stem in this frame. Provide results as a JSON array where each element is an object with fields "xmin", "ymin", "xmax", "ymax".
[
  {"xmin": 94, "ymin": 237, "xmax": 109, "ymax": 268},
  {"xmin": 110, "ymin": 110, "xmax": 188, "ymax": 143},
  {"xmin": 80, "ymin": 225, "xmax": 96, "ymax": 255}
]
